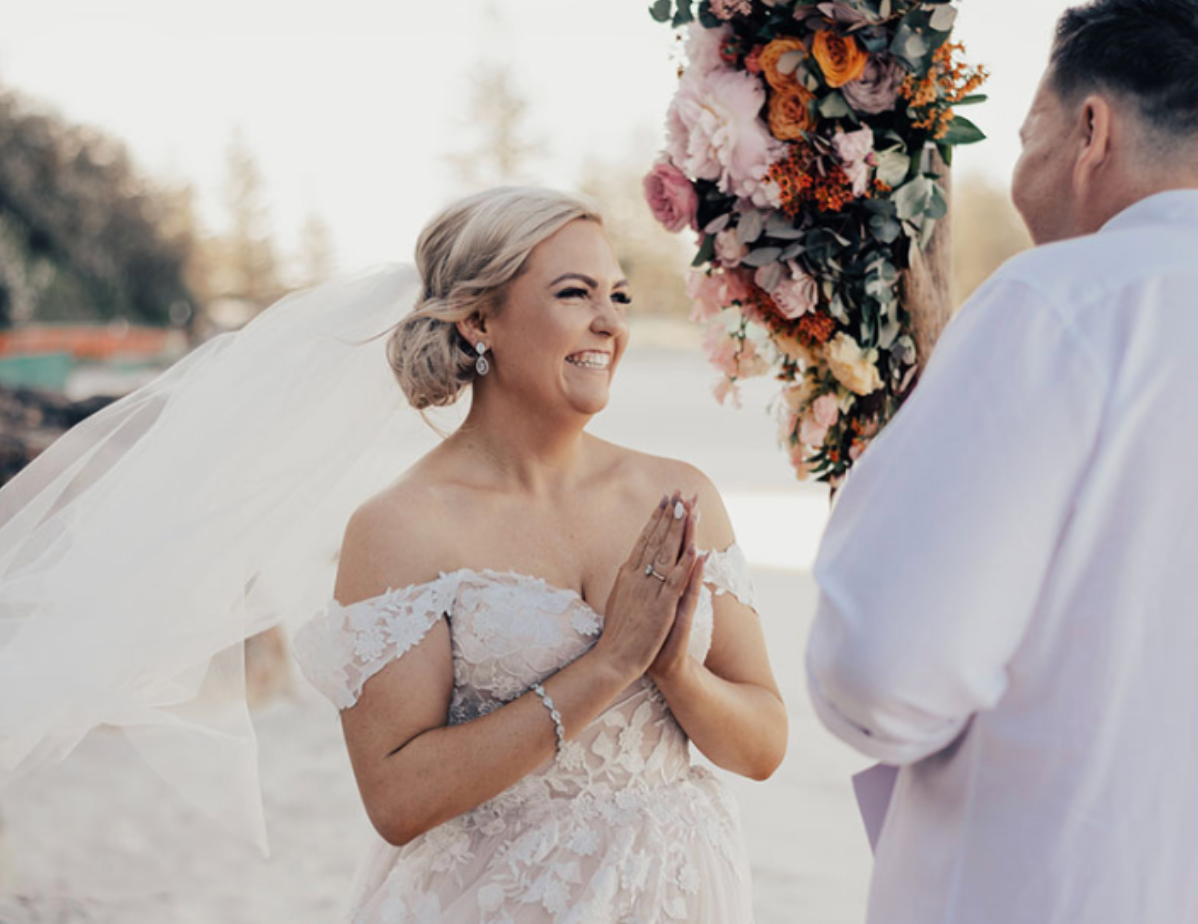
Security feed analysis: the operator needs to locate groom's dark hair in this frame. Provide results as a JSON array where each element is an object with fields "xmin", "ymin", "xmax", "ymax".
[{"xmin": 1050, "ymin": 0, "xmax": 1198, "ymax": 138}]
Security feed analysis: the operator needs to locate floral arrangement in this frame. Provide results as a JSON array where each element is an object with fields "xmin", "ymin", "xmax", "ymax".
[{"xmin": 644, "ymin": 0, "xmax": 987, "ymax": 484}]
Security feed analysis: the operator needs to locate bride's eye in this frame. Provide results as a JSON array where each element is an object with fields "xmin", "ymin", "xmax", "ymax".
[
  {"xmin": 556, "ymin": 288, "xmax": 588, "ymax": 300},
  {"xmin": 613, "ymin": 292, "xmax": 633, "ymax": 306}
]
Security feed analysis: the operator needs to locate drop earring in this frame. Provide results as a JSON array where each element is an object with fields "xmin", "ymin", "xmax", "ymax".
[{"xmin": 475, "ymin": 342, "xmax": 490, "ymax": 376}]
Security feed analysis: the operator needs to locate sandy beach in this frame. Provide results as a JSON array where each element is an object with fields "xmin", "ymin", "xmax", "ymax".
[{"xmin": 0, "ymin": 338, "xmax": 875, "ymax": 923}]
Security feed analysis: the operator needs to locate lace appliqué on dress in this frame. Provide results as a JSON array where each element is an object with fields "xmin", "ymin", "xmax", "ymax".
[
  {"xmin": 702, "ymin": 543, "xmax": 759, "ymax": 615},
  {"xmin": 292, "ymin": 575, "xmax": 460, "ymax": 710}
]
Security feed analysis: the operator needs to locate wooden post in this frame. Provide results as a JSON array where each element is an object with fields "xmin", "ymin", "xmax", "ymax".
[{"xmin": 902, "ymin": 151, "xmax": 954, "ymax": 372}]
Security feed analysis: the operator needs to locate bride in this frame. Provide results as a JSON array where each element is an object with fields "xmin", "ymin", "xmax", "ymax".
[
  {"xmin": 294, "ymin": 187, "xmax": 787, "ymax": 922},
  {"xmin": 0, "ymin": 186, "xmax": 786, "ymax": 923}
]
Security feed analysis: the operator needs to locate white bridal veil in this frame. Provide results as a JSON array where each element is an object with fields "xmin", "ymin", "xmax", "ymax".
[{"xmin": 0, "ymin": 263, "xmax": 437, "ymax": 854}]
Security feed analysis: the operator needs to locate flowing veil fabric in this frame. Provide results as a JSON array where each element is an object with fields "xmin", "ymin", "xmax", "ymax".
[{"xmin": 0, "ymin": 263, "xmax": 438, "ymax": 854}]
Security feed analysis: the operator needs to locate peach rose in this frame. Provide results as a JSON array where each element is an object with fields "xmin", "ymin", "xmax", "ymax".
[
  {"xmin": 812, "ymin": 30, "xmax": 869, "ymax": 88},
  {"xmin": 825, "ymin": 333, "xmax": 883, "ymax": 395},
  {"xmin": 759, "ymin": 37, "xmax": 807, "ymax": 90},
  {"xmin": 767, "ymin": 84, "xmax": 817, "ymax": 140}
]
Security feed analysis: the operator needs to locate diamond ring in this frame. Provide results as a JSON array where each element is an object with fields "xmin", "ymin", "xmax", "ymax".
[{"xmin": 644, "ymin": 564, "xmax": 668, "ymax": 582}]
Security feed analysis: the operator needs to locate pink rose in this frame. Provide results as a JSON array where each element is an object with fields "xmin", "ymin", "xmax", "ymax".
[
  {"xmin": 832, "ymin": 125, "xmax": 875, "ymax": 197},
  {"xmin": 842, "ymin": 55, "xmax": 906, "ymax": 115},
  {"xmin": 665, "ymin": 66, "xmax": 786, "ymax": 203},
  {"xmin": 771, "ymin": 262, "xmax": 819, "ymax": 319},
  {"xmin": 686, "ymin": 268, "xmax": 751, "ymax": 323},
  {"xmin": 812, "ymin": 392, "xmax": 840, "ymax": 429},
  {"xmin": 799, "ymin": 415, "xmax": 829, "ymax": 448},
  {"xmin": 644, "ymin": 160, "xmax": 700, "ymax": 233},
  {"xmin": 715, "ymin": 227, "xmax": 748, "ymax": 267},
  {"xmin": 703, "ymin": 323, "xmax": 740, "ymax": 378}
]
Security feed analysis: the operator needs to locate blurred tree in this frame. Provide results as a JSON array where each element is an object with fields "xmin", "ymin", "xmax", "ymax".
[
  {"xmin": 578, "ymin": 140, "xmax": 693, "ymax": 318},
  {"xmin": 296, "ymin": 211, "xmax": 337, "ymax": 289},
  {"xmin": 951, "ymin": 174, "xmax": 1033, "ymax": 307},
  {"xmin": 215, "ymin": 131, "xmax": 282, "ymax": 313},
  {"xmin": 447, "ymin": 61, "xmax": 544, "ymax": 191},
  {"xmin": 0, "ymin": 84, "xmax": 196, "ymax": 330}
]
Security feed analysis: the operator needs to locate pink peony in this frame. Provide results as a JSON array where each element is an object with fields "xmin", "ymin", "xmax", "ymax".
[
  {"xmin": 715, "ymin": 227, "xmax": 748, "ymax": 267},
  {"xmin": 666, "ymin": 66, "xmax": 786, "ymax": 203},
  {"xmin": 771, "ymin": 262, "xmax": 819, "ymax": 319},
  {"xmin": 644, "ymin": 160, "xmax": 700, "ymax": 233},
  {"xmin": 842, "ymin": 55, "xmax": 906, "ymax": 115},
  {"xmin": 685, "ymin": 23, "xmax": 733, "ymax": 77},
  {"xmin": 832, "ymin": 125, "xmax": 876, "ymax": 197}
]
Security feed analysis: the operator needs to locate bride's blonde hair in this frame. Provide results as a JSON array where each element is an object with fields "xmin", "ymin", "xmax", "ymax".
[{"xmin": 388, "ymin": 187, "xmax": 603, "ymax": 410}]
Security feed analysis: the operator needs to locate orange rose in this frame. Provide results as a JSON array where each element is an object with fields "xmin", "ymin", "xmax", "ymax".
[
  {"xmin": 759, "ymin": 37, "xmax": 807, "ymax": 90},
  {"xmin": 812, "ymin": 30, "xmax": 869, "ymax": 88},
  {"xmin": 768, "ymin": 84, "xmax": 817, "ymax": 140}
]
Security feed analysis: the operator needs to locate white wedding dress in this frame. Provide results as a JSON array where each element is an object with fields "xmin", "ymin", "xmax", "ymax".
[{"xmin": 292, "ymin": 544, "xmax": 759, "ymax": 924}]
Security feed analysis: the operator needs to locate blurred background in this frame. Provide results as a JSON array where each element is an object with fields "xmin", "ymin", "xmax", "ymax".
[{"xmin": 0, "ymin": 1, "xmax": 1073, "ymax": 921}]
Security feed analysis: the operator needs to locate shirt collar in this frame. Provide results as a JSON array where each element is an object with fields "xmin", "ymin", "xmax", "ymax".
[{"xmin": 1100, "ymin": 188, "xmax": 1198, "ymax": 235}]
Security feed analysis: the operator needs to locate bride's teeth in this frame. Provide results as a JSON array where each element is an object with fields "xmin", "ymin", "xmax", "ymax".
[{"xmin": 566, "ymin": 352, "xmax": 610, "ymax": 370}]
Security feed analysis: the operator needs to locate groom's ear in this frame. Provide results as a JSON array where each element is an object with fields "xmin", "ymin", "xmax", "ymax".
[{"xmin": 1073, "ymin": 94, "xmax": 1113, "ymax": 189}]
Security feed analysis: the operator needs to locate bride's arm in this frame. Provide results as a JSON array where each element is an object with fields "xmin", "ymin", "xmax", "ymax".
[
  {"xmin": 648, "ymin": 470, "xmax": 788, "ymax": 782},
  {"xmin": 336, "ymin": 493, "xmax": 698, "ymax": 847}
]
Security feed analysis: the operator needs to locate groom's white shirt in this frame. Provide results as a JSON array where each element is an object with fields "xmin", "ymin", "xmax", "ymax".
[{"xmin": 806, "ymin": 190, "xmax": 1198, "ymax": 924}]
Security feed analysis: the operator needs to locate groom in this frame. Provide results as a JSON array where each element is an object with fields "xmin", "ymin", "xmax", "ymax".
[{"xmin": 805, "ymin": 1, "xmax": 1198, "ymax": 922}]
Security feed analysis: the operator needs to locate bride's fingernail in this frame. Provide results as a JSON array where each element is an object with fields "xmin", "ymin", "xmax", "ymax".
[
  {"xmin": 659, "ymin": 494, "xmax": 668, "ymax": 509},
  {"xmin": 674, "ymin": 500, "xmax": 686, "ymax": 520}
]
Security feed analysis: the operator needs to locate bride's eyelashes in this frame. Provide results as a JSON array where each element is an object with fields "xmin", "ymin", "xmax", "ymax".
[{"xmin": 554, "ymin": 287, "xmax": 634, "ymax": 306}]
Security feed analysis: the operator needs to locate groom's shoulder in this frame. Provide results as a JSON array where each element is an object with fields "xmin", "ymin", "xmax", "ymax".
[{"xmin": 987, "ymin": 222, "xmax": 1195, "ymax": 317}]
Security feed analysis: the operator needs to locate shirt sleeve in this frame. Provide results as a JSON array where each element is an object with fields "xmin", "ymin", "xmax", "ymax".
[{"xmin": 805, "ymin": 277, "xmax": 1107, "ymax": 765}]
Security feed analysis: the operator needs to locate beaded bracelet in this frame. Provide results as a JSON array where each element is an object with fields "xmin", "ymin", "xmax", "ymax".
[{"xmin": 531, "ymin": 682, "xmax": 566, "ymax": 755}]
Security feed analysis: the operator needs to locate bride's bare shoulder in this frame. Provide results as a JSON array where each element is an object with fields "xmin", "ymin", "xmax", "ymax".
[
  {"xmin": 593, "ymin": 439, "xmax": 732, "ymax": 543},
  {"xmin": 333, "ymin": 459, "xmax": 467, "ymax": 606}
]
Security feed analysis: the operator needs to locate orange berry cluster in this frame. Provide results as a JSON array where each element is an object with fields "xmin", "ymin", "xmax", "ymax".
[
  {"xmin": 899, "ymin": 41, "xmax": 989, "ymax": 138},
  {"xmin": 797, "ymin": 311, "xmax": 837, "ymax": 346},
  {"xmin": 767, "ymin": 148, "xmax": 858, "ymax": 216}
]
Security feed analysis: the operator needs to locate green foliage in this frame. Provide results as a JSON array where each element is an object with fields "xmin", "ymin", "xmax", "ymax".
[{"xmin": 0, "ymin": 85, "xmax": 195, "ymax": 329}]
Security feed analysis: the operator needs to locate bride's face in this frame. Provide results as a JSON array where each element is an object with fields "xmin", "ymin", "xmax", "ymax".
[{"xmin": 483, "ymin": 219, "xmax": 631, "ymax": 418}]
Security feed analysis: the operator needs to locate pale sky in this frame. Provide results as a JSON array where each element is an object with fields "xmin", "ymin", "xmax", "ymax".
[{"xmin": 0, "ymin": 0, "xmax": 1074, "ymax": 275}]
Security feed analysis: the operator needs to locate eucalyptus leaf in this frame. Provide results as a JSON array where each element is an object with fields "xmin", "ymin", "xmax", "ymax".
[
  {"xmin": 875, "ymin": 149, "xmax": 911, "ymax": 187},
  {"xmin": 893, "ymin": 176, "xmax": 934, "ymax": 222},
  {"xmin": 649, "ymin": 0, "xmax": 672, "ymax": 23},
  {"xmin": 927, "ymin": 183, "xmax": 949, "ymax": 220},
  {"xmin": 692, "ymin": 233, "xmax": 716, "ymax": 268},
  {"xmin": 755, "ymin": 262, "xmax": 786, "ymax": 293},
  {"xmin": 879, "ymin": 316, "xmax": 901, "ymax": 350},
  {"xmin": 741, "ymin": 246, "xmax": 784, "ymax": 267},
  {"xmin": 829, "ymin": 295, "xmax": 849, "ymax": 324},
  {"xmin": 672, "ymin": 0, "xmax": 694, "ymax": 26},
  {"xmin": 929, "ymin": 5, "xmax": 957, "ymax": 30},
  {"xmin": 819, "ymin": 92, "xmax": 851, "ymax": 119},
  {"xmin": 905, "ymin": 31, "xmax": 929, "ymax": 59},
  {"xmin": 737, "ymin": 209, "xmax": 765, "ymax": 245},
  {"xmin": 780, "ymin": 241, "xmax": 805, "ymax": 261},
  {"xmin": 778, "ymin": 50, "xmax": 805, "ymax": 76}
]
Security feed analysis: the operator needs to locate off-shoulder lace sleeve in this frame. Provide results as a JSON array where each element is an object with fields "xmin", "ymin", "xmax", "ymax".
[
  {"xmin": 702, "ymin": 543, "xmax": 759, "ymax": 614},
  {"xmin": 291, "ymin": 574, "xmax": 460, "ymax": 710}
]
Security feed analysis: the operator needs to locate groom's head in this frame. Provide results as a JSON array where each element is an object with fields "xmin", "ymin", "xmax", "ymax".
[{"xmin": 1012, "ymin": 0, "xmax": 1198, "ymax": 245}]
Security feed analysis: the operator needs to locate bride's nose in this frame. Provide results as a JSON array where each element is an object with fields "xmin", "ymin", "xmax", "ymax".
[{"xmin": 591, "ymin": 296, "xmax": 628, "ymax": 339}]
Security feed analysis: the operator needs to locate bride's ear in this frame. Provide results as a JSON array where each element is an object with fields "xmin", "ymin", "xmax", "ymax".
[{"xmin": 455, "ymin": 312, "xmax": 488, "ymax": 350}]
